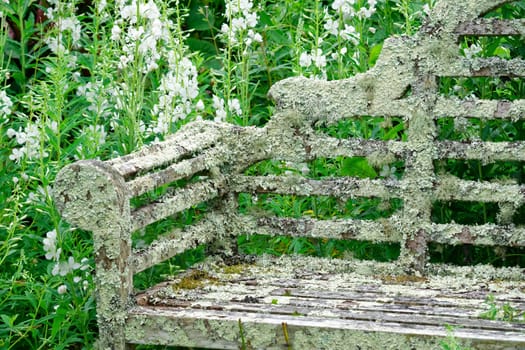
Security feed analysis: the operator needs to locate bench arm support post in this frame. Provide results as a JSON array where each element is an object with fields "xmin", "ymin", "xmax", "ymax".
[{"xmin": 54, "ymin": 160, "xmax": 132, "ymax": 349}]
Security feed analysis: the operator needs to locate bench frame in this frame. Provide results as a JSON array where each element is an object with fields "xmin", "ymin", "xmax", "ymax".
[{"xmin": 53, "ymin": 0, "xmax": 525, "ymax": 348}]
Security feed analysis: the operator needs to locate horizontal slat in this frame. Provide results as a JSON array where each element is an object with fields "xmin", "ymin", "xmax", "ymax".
[
  {"xmin": 435, "ymin": 58, "xmax": 525, "ymax": 77},
  {"xmin": 234, "ymin": 215, "xmax": 402, "ymax": 242},
  {"xmin": 309, "ymin": 135, "xmax": 408, "ymax": 160},
  {"xmin": 434, "ymin": 176, "xmax": 525, "ymax": 204},
  {"xmin": 433, "ymin": 98, "xmax": 525, "ymax": 119},
  {"xmin": 232, "ymin": 175, "xmax": 524, "ymax": 205},
  {"xmin": 127, "ymin": 146, "xmax": 228, "ymax": 197},
  {"xmin": 436, "ymin": 140, "xmax": 525, "ymax": 161},
  {"xmin": 430, "ymin": 223, "xmax": 525, "ymax": 246},
  {"xmin": 106, "ymin": 121, "xmax": 225, "ymax": 178},
  {"xmin": 126, "ymin": 307, "xmax": 525, "ymax": 349},
  {"xmin": 231, "ymin": 175, "xmax": 402, "ymax": 198},
  {"xmin": 237, "ymin": 215, "xmax": 525, "ymax": 247},
  {"xmin": 130, "ymin": 213, "xmax": 225, "ymax": 273},
  {"xmin": 144, "ymin": 285, "xmax": 523, "ymax": 332},
  {"xmin": 455, "ymin": 18, "xmax": 525, "ymax": 36},
  {"xmin": 130, "ymin": 178, "xmax": 225, "ymax": 231}
]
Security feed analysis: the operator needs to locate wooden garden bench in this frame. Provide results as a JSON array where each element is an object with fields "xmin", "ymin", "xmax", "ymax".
[{"xmin": 53, "ymin": 0, "xmax": 524, "ymax": 348}]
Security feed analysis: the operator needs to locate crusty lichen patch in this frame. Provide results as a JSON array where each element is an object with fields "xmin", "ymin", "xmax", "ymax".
[{"xmin": 172, "ymin": 269, "xmax": 219, "ymax": 291}]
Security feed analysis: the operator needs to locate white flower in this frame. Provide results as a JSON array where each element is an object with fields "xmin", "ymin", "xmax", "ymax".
[
  {"xmin": 118, "ymin": 55, "xmax": 130, "ymax": 69},
  {"xmin": 128, "ymin": 26, "xmax": 145, "ymax": 41},
  {"xmin": 120, "ymin": 3, "xmax": 137, "ymax": 22},
  {"xmin": 151, "ymin": 18, "xmax": 163, "ymax": 38},
  {"xmin": 43, "ymin": 229, "xmax": 61, "ymax": 261},
  {"xmin": 379, "ymin": 165, "xmax": 397, "ymax": 179},
  {"xmin": 195, "ymin": 100, "xmax": 204, "ymax": 111},
  {"xmin": 97, "ymin": 0, "xmax": 107, "ymax": 13},
  {"xmin": 251, "ymin": 32, "xmax": 262, "ymax": 43},
  {"xmin": 222, "ymin": 0, "xmax": 260, "ymax": 48},
  {"xmin": 142, "ymin": 0, "xmax": 161, "ymax": 20},
  {"xmin": 212, "ymin": 95, "xmax": 225, "ymax": 111},
  {"xmin": 111, "ymin": 24, "xmax": 121, "ymax": 41},
  {"xmin": 0, "ymin": 90, "xmax": 13, "ymax": 117},
  {"xmin": 52, "ymin": 256, "xmax": 81, "ymax": 276},
  {"xmin": 9, "ymin": 147, "xmax": 25, "ymax": 162},
  {"xmin": 357, "ymin": 6, "xmax": 375, "ymax": 19},
  {"xmin": 6, "ymin": 127, "xmax": 17, "ymax": 139},
  {"xmin": 57, "ymin": 285, "xmax": 68, "ymax": 294},
  {"xmin": 45, "ymin": 37, "xmax": 66, "ymax": 55},
  {"xmin": 80, "ymin": 257, "xmax": 90, "ymax": 271},
  {"xmin": 148, "ymin": 54, "xmax": 199, "ymax": 136},
  {"xmin": 228, "ymin": 98, "xmax": 242, "ymax": 116},
  {"xmin": 245, "ymin": 12, "xmax": 258, "ymax": 28},
  {"xmin": 299, "ymin": 52, "xmax": 312, "ymax": 67},
  {"xmin": 215, "ymin": 109, "xmax": 227, "ymax": 122},
  {"xmin": 312, "ymin": 49, "xmax": 327, "ymax": 68},
  {"xmin": 8, "ymin": 121, "xmax": 47, "ymax": 161},
  {"xmin": 464, "ymin": 44, "xmax": 482, "ymax": 59},
  {"xmin": 332, "ymin": 0, "xmax": 345, "ymax": 10},
  {"xmin": 59, "ymin": 17, "xmax": 81, "ymax": 44},
  {"xmin": 231, "ymin": 17, "xmax": 246, "ymax": 32},
  {"xmin": 48, "ymin": 120, "xmax": 59, "ymax": 134},
  {"xmin": 324, "ymin": 17, "xmax": 339, "ymax": 36}
]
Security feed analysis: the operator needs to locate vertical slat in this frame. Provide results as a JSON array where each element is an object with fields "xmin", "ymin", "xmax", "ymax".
[{"xmin": 398, "ymin": 77, "xmax": 439, "ymax": 272}]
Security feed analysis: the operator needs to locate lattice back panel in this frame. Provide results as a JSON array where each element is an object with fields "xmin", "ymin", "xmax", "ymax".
[{"xmin": 231, "ymin": 0, "xmax": 525, "ymax": 270}]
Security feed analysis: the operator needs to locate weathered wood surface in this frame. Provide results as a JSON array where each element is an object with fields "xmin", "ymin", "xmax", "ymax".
[
  {"xmin": 51, "ymin": 0, "xmax": 525, "ymax": 348},
  {"xmin": 130, "ymin": 255, "xmax": 525, "ymax": 349}
]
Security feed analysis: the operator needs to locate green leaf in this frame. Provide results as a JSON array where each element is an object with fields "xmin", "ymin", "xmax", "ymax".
[
  {"xmin": 492, "ymin": 46, "xmax": 510, "ymax": 59},
  {"xmin": 1, "ymin": 314, "xmax": 17, "ymax": 328},
  {"xmin": 341, "ymin": 158, "xmax": 377, "ymax": 179},
  {"xmin": 186, "ymin": 37, "xmax": 217, "ymax": 57},
  {"xmin": 187, "ymin": 5, "xmax": 213, "ymax": 32},
  {"xmin": 368, "ymin": 43, "xmax": 383, "ymax": 67},
  {"xmin": 383, "ymin": 122, "xmax": 405, "ymax": 140},
  {"xmin": 51, "ymin": 306, "xmax": 67, "ymax": 339}
]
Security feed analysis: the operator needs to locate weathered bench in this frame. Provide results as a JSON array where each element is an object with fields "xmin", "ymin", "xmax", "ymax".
[{"xmin": 53, "ymin": 0, "xmax": 524, "ymax": 349}]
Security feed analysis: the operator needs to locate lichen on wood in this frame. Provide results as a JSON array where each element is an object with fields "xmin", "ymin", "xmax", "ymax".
[{"xmin": 52, "ymin": 0, "xmax": 525, "ymax": 348}]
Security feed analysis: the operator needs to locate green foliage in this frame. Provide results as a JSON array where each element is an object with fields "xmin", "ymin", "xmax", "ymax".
[
  {"xmin": 439, "ymin": 325, "xmax": 472, "ymax": 350},
  {"xmin": 479, "ymin": 294, "xmax": 525, "ymax": 323}
]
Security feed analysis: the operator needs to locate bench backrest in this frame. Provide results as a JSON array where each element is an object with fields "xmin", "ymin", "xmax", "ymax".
[
  {"xmin": 265, "ymin": 0, "xmax": 525, "ymax": 271},
  {"xmin": 53, "ymin": 0, "xmax": 524, "ymax": 286}
]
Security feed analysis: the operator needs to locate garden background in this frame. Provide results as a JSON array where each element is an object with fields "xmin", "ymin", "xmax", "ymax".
[{"xmin": 0, "ymin": 0, "xmax": 524, "ymax": 348}]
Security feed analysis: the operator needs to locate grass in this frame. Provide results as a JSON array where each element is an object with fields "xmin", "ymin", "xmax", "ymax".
[{"xmin": 0, "ymin": 0, "xmax": 524, "ymax": 348}]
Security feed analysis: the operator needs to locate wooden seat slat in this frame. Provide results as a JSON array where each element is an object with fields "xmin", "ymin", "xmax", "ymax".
[{"xmin": 125, "ymin": 307, "xmax": 525, "ymax": 349}]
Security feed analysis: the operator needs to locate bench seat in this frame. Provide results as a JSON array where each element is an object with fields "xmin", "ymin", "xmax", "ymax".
[{"xmin": 128, "ymin": 255, "xmax": 525, "ymax": 349}]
